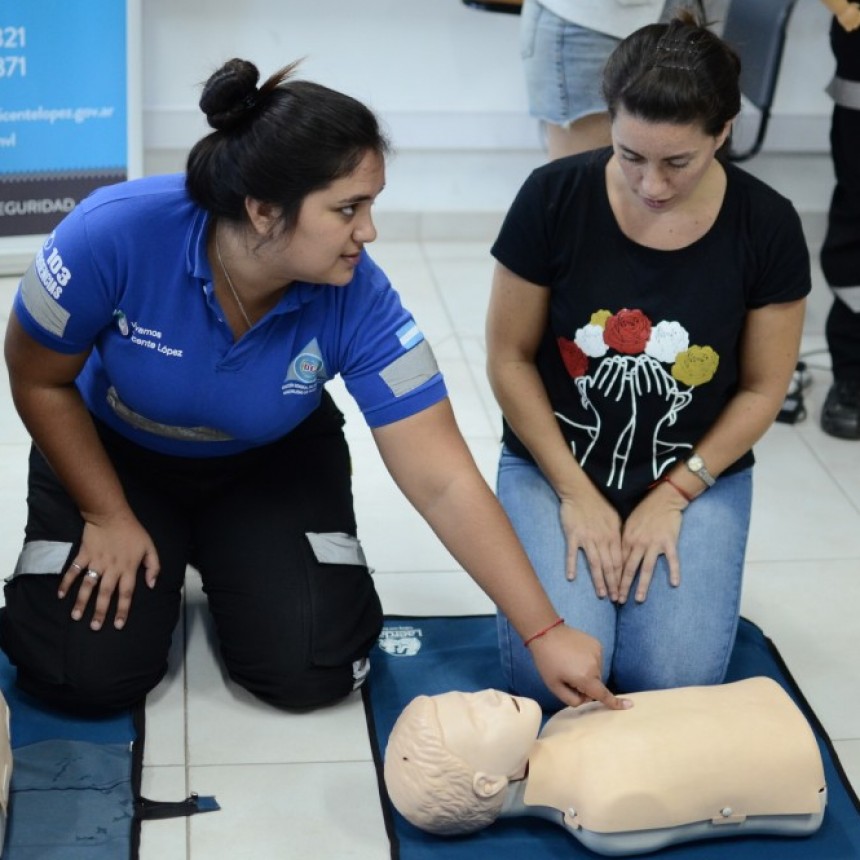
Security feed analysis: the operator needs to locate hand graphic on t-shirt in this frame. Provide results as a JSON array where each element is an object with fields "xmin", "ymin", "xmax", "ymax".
[
  {"xmin": 564, "ymin": 354, "xmax": 692, "ymax": 488},
  {"xmin": 556, "ymin": 310, "xmax": 717, "ymax": 491}
]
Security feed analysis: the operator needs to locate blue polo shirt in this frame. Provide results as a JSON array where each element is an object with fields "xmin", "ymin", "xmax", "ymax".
[{"xmin": 14, "ymin": 174, "xmax": 447, "ymax": 456}]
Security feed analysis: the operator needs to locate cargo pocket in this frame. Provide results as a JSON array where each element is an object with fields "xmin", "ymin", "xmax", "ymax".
[{"xmin": 304, "ymin": 532, "xmax": 382, "ymax": 668}]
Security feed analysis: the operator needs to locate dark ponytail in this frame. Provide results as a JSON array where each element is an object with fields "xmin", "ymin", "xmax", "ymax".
[{"xmin": 186, "ymin": 58, "xmax": 390, "ymax": 234}]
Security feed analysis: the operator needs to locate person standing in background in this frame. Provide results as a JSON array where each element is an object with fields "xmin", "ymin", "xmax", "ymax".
[
  {"xmin": 520, "ymin": 0, "xmax": 670, "ymax": 159},
  {"xmin": 819, "ymin": 0, "xmax": 860, "ymax": 438}
]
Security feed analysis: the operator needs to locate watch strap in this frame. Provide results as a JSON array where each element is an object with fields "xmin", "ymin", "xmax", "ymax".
[{"xmin": 687, "ymin": 454, "xmax": 716, "ymax": 487}]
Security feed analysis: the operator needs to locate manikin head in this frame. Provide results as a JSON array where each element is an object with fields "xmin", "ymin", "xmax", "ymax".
[{"xmin": 383, "ymin": 690, "xmax": 542, "ymax": 835}]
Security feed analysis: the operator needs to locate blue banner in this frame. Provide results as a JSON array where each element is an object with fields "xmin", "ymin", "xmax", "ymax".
[{"xmin": 0, "ymin": 0, "xmax": 129, "ymax": 237}]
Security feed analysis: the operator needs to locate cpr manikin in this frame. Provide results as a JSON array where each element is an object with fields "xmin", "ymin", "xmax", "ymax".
[{"xmin": 384, "ymin": 678, "xmax": 826, "ymax": 856}]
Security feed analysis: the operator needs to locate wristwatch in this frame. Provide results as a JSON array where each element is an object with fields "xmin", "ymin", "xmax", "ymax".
[{"xmin": 686, "ymin": 453, "xmax": 715, "ymax": 488}]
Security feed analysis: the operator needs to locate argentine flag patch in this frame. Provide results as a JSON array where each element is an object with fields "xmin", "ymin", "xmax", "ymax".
[{"xmin": 396, "ymin": 320, "xmax": 424, "ymax": 350}]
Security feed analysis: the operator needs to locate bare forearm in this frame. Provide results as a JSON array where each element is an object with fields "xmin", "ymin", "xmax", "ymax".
[
  {"xmin": 697, "ymin": 392, "xmax": 783, "ymax": 471},
  {"xmin": 667, "ymin": 301, "xmax": 804, "ymax": 496},
  {"xmin": 489, "ymin": 359, "xmax": 595, "ymax": 500},
  {"xmin": 11, "ymin": 373, "xmax": 159, "ymax": 631},
  {"xmin": 11, "ymin": 383, "xmax": 130, "ymax": 520},
  {"xmin": 374, "ymin": 401, "xmax": 627, "ymax": 709},
  {"xmin": 666, "ymin": 387, "xmax": 786, "ymax": 501},
  {"xmin": 412, "ymin": 467, "xmax": 560, "ymax": 637},
  {"xmin": 373, "ymin": 404, "xmax": 560, "ymax": 639}
]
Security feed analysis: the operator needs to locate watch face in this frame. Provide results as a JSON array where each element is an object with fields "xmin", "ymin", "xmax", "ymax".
[{"xmin": 688, "ymin": 455, "xmax": 703, "ymax": 471}]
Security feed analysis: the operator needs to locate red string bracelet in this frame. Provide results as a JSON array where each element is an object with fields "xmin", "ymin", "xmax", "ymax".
[
  {"xmin": 652, "ymin": 475, "xmax": 694, "ymax": 503},
  {"xmin": 524, "ymin": 617, "xmax": 564, "ymax": 648}
]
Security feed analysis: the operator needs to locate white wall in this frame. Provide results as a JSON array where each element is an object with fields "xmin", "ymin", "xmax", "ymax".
[{"xmin": 141, "ymin": 0, "xmax": 835, "ymax": 158}]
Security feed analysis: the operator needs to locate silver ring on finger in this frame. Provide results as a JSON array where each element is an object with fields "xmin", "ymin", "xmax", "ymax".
[
  {"xmin": 70, "ymin": 562, "xmax": 83, "ymax": 571},
  {"xmin": 85, "ymin": 569, "xmax": 101, "ymax": 582}
]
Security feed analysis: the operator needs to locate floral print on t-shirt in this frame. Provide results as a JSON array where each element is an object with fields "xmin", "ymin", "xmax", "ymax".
[{"xmin": 555, "ymin": 308, "xmax": 719, "ymax": 490}]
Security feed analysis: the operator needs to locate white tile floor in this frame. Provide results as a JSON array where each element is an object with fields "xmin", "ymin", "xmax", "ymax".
[{"xmin": 0, "ymin": 152, "xmax": 858, "ymax": 859}]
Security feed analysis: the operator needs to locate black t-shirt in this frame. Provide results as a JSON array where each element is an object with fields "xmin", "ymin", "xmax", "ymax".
[{"xmin": 492, "ymin": 148, "xmax": 810, "ymax": 516}]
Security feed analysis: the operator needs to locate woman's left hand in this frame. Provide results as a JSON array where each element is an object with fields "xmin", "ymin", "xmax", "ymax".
[{"xmin": 617, "ymin": 481, "xmax": 686, "ymax": 603}]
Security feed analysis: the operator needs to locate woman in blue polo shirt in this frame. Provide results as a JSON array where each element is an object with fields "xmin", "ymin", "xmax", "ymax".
[{"xmin": 2, "ymin": 58, "xmax": 627, "ymax": 714}]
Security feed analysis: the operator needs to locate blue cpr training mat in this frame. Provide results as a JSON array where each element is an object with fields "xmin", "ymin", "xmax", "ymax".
[
  {"xmin": 0, "ymin": 641, "xmax": 139, "ymax": 860},
  {"xmin": 364, "ymin": 615, "xmax": 860, "ymax": 860}
]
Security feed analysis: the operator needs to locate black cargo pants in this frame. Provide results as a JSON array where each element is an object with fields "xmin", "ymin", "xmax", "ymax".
[{"xmin": 1, "ymin": 394, "xmax": 382, "ymax": 713}]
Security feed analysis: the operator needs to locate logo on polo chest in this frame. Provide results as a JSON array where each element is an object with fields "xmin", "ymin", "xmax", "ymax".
[{"xmin": 282, "ymin": 338, "xmax": 328, "ymax": 395}]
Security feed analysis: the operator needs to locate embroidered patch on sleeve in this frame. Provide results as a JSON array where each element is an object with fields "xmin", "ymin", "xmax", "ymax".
[
  {"xmin": 379, "ymin": 340, "xmax": 439, "ymax": 397},
  {"xmin": 396, "ymin": 320, "xmax": 424, "ymax": 349}
]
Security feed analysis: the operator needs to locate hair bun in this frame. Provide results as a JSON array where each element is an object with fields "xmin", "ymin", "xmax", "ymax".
[{"xmin": 200, "ymin": 58, "xmax": 261, "ymax": 131}]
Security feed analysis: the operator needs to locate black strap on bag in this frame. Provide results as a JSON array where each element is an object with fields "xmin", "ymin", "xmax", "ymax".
[{"xmin": 128, "ymin": 700, "xmax": 219, "ymax": 859}]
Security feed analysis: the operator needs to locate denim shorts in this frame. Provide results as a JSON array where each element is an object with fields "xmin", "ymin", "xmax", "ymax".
[{"xmin": 521, "ymin": 0, "xmax": 622, "ymax": 126}]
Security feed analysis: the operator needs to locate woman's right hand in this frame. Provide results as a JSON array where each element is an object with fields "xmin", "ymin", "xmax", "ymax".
[
  {"xmin": 559, "ymin": 488, "xmax": 623, "ymax": 601},
  {"xmin": 59, "ymin": 511, "xmax": 160, "ymax": 632},
  {"xmin": 528, "ymin": 623, "xmax": 631, "ymax": 710}
]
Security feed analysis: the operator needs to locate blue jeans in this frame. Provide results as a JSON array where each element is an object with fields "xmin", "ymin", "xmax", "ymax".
[{"xmin": 497, "ymin": 449, "xmax": 752, "ymax": 710}]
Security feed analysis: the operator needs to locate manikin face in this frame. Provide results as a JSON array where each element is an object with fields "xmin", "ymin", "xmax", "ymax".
[
  {"xmin": 263, "ymin": 148, "xmax": 385, "ymax": 288},
  {"xmin": 610, "ymin": 106, "xmax": 730, "ymax": 213},
  {"xmin": 433, "ymin": 690, "xmax": 542, "ymax": 779}
]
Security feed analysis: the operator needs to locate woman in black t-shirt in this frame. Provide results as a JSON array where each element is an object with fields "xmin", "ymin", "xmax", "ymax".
[{"xmin": 487, "ymin": 10, "xmax": 809, "ymax": 708}]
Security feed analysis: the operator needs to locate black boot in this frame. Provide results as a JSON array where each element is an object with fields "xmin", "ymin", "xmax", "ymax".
[{"xmin": 821, "ymin": 381, "xmax": 860, "ymax": 439}]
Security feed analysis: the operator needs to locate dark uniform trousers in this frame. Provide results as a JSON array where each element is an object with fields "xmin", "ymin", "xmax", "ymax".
[
  {"xmin": 0, "ymin": 393, "xmax": 382, "ymax": 713},
  {"xmin": 822, "ymin": 20, "xmax": 860, "ymax": 382}
]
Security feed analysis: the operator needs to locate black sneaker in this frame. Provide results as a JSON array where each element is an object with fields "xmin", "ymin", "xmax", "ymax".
[{"xmin": 821, "ymin": 380, "xmax": 860, "ymax": 439}]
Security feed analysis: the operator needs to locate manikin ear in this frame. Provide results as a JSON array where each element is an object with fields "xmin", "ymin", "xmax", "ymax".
[
  {"xmin": 244, "ymin": 197, "xmax": 283, "ymax": 237},
  {"xmin": 472, "ymin": 773, "xmax": 508, "ymax": 799}
]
